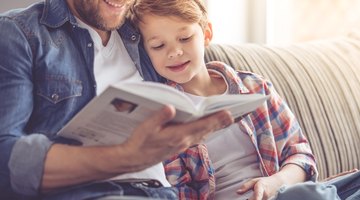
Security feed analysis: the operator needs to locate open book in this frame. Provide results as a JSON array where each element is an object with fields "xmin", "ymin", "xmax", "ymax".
[{"xmin": 57, "ymin": 81, "xmax": 268, "ymax": 146}]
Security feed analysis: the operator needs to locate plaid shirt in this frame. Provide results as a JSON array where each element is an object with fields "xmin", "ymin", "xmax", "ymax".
[{"xmin": 163, "ymin": 61, "xmax": 318, "ymax": 200}]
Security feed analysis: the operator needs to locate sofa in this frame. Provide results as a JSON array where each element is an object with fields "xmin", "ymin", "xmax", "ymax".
[{"xmin": 204, "ymin": 34, "xmax": 360, "ymax": 180}]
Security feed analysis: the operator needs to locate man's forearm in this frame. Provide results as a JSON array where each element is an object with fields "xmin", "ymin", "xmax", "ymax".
[{"xmin": 41, "ymin": 143, "xmax": 142, "ymax": 191}]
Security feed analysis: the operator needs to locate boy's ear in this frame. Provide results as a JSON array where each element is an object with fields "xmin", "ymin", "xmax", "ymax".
[{"xmin": 204, "ymin": 22, "xmax": 213, "ymax": 46}]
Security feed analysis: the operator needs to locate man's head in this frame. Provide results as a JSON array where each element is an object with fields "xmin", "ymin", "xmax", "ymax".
[{"xmin": 66, "ymin": 0, "xmax": 135, "ymax": 31}]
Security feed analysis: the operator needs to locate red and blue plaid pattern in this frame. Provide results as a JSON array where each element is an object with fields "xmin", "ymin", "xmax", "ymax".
[{"xmin": 164, "ymin": 61, "xmax": 318, "ymax": 199}]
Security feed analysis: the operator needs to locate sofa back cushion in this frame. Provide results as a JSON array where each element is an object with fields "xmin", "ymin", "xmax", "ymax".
[{"xmin": 205, "ymin": 37, "xmax": 360, "ymax": 180}]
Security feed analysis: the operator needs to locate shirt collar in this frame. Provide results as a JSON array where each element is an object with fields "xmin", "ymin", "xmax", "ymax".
[
  {"xmin": 38, "ymin": 0, "xmax": 141, "ymax": 44},
  {"xmin": 40, "ymin": 0, "xmax": 77, "ymax": 28}
]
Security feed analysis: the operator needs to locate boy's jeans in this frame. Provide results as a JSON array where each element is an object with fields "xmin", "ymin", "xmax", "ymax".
[{"xmin": 275, "ymin": 170, "xmax": 360, "ymax": 200}]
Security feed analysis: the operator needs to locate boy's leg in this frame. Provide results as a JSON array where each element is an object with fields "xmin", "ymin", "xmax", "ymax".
[
  {"xmin": 327, "ymin": 170, "xmax": 360, "ymax": 200},
  {"xmin": 273, "ymin": 170, "xmax": 360, "ymax": 200},
  {"xmin": 273, "ymin": 181, "xmax": 340, "ymax": 200}
]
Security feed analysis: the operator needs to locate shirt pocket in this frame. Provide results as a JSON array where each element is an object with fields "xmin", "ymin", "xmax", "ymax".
[{"xmin": 36, "ymin": 75, "xmax": 82, "ymax": 104}]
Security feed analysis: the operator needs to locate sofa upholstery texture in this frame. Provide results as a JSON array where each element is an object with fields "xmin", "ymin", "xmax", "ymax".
[{"xmin": 204, "ymin": 35, "xmax": 360, "ymax": 180}]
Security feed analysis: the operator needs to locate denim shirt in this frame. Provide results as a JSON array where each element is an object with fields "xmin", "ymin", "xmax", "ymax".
[{"xmin": 0, "ymin": 0, "xmax": 162, "ymax": 198}]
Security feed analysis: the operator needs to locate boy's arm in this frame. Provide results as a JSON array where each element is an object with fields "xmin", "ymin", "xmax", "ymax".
[{"xmin": 164, "ymin": 144, "xmax": 215, "ymax": 199}]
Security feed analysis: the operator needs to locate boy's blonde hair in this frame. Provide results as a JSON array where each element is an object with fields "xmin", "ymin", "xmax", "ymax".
[{"xmin": 129, "ymin": 0, "xmax": 209, "ymax": 31}]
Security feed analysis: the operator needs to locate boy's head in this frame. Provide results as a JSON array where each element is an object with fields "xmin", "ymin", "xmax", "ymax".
[
  {"xmin": 129, "ymin": 0, "xmax": 213, "ymax": 85},
  {"xmin": 129, "ymin": 0, "xmax": 209, "ymax": 31}
]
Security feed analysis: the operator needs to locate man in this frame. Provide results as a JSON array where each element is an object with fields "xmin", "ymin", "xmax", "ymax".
[{"xmin": 0, "ymin": 0, "xmax": 233, "ymax": 199}]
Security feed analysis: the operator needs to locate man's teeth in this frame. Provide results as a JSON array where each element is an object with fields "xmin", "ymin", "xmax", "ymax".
[{"xmin": 104, "ymin": 0, "xmax": 122, "ymax": 8}]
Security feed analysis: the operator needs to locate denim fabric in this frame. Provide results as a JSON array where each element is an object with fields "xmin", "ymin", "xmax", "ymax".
[
  {"xmin": 328, "ymin": 170, "xmax": 360, "ymax": 200},
  {"xmin": 275, "ymin": 171, "xmax": 360, "ymax": 200},
  {"xmin": 41, "ymin": 180, "xmax": 178, "ymax": 200},
  {"xmin": 0, "ymin": 0, "xmax": 163, "ymax": 198},
  {"xmin": 275, "ymin": 182, "xmax": 340, "ymax": 200}
]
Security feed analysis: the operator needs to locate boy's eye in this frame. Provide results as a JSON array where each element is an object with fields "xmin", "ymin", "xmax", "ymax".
[
  {"xmin": 180, "ymin": 36, "xmax": 192, "ymax": 42},
  {"xmin": 151, "ymin": 44, "xmax": 164, "ymax": 50}
]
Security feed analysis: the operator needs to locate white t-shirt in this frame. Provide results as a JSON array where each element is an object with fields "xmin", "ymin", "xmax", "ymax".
[
  {"xmin": 186, "ymin": 70, "xmax": 263, "ymax": 199},
  {"xmin": 75, "ymin": 18, "xmax": 170, "ymax": 187},
  {"xmin": 75, "ymin": 19, "xmax": 142, "ymax": 94},
  {"xmin": 206, "ymin": 125, "xmax": 262, "ymax": 200}
]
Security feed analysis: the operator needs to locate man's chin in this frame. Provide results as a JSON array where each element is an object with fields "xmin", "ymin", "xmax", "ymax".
[
  {"xmin": 99, "ymin": 18, "xmax": 125, "ymax": 31},
  {"xmin": 95, "ymin": 21, "xmax": 122, "ymax": 31}
]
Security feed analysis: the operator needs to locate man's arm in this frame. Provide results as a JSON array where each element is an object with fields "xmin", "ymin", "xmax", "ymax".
[
  {"xmin": 42, "ymin": 105, "xmax": 233, "ymax": 190},
  {"xmin": 0, "ymin": 16, "xmax": 51, "ymax": 196}
]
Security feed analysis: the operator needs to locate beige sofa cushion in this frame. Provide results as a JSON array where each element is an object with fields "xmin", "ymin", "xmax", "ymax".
[{"xmin": 205, "ymin": 37, "xmax": 360, "ymax": 180}]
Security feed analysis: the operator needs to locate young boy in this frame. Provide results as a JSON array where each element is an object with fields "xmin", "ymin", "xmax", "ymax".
[
  {"xmin": 130, "ymin": 1, "xmax": 360, "ymax": 200},
  {"xmin": 128, "ymin": 0, "xmax": 318, "ymax": 199}
]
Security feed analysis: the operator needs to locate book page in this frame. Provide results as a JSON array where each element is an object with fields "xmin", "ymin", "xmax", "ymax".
[
  {"xmin": 57, "ymin": 93, "xmax": 157, "ymax": 146},
  {"xmin": 200, "ymin": 94, "xmax": 269, "ymax": 119},
  {"xmin": 114, "ymin": 81, "xmax": 196, "ymax": 113},
  {"xmin": 57, "ymin": 84, "xmax": 196, "ymax": 146}
]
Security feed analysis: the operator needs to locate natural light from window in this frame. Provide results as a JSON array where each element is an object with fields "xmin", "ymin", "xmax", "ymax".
[{"xmin": 206, "ymin": 0, "xmax": 360, "ymax": 45}]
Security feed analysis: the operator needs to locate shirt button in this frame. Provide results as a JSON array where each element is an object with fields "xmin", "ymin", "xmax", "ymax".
[
  {"xmin": 51, "ymin": 94, "xmax": 59, "ymax": 102},
  {"xmin": 130, "ymin": 35, "xmax": 137, "ymax": 41},
  {"xmin": 87, "ymin": 43, "xmax": 93, "ymax": 47}
]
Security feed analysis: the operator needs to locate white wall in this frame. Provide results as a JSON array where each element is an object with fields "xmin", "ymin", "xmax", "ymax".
[{"xmin": 0, "ymin": 0, "xmax": 40, "ymax": 13}]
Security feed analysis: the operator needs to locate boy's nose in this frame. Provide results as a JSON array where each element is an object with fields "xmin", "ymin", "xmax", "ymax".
[{"xmin": 168, "ymin": 48, "xmax": 183, "ymax": 59}]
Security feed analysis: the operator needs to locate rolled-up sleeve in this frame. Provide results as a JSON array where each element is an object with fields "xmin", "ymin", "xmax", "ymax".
[{"xmin": 9, "ymin": 135, "xmax": 53, "ymax": 195}]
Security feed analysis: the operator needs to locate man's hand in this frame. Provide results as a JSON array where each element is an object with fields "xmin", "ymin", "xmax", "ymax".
[{"xmin": 121, "ymin": 105, "xmax": 233, "ymax": 171}]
